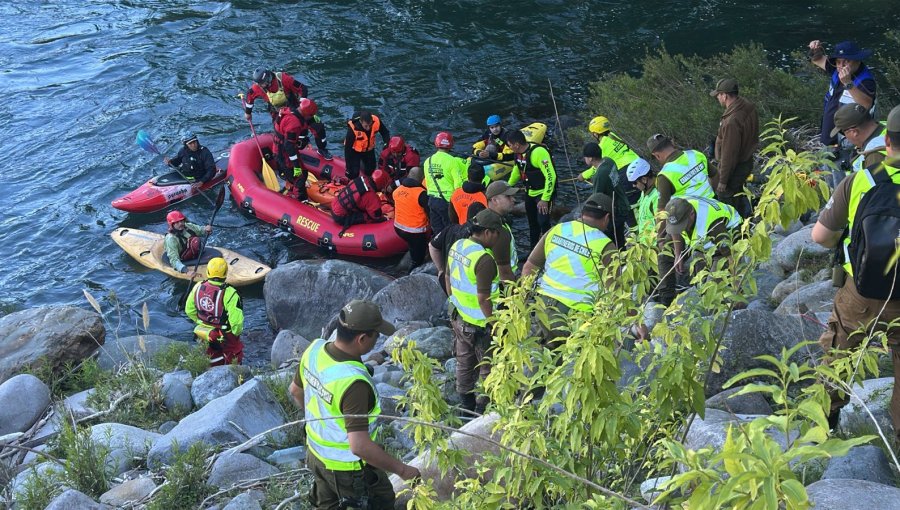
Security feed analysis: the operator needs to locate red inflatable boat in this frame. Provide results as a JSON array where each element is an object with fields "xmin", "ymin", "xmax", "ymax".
[{"xmin": 227, "ymin": 134, "xmax": 407, "ymax": 258}]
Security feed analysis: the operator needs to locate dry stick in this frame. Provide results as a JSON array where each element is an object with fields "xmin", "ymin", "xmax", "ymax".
[
  {"xmin": 224, "ymin": 415, "xmax": 650, "ymax": 509},
  {"xmin": 274, "ymin": 491, "xmax": 307, "ymax": 510},
  {"xmin": 195, "ymin": 468, "xmax": 310, "ymax": 508}
]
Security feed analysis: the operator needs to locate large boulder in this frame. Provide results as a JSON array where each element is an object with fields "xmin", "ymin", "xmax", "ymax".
[
  {"xmin": 90, "ymin": 423, "xmax": 161, "ymax": 474},
  {"xmin": 0, "ymin": 374, "xmax": 50, "ymax": 435},
  {"xmin": 391, "ymin": 413, "xmax": 502, "ymax": 506},
  {"xmin": 207, "ymin": 452, "xmax": 280, "ymax": 488},
  {"xmin": 99, "ymin": 477, "xmax": 157, "ymax": 506},
  {"xmin": 752, "ymin": 268, "xmax": 784, "ymax": 303},
  {"xmin": 773, "ymin": 280, "xmax": 837, "ymax": 315},
  {"xmin": 62, "ymin": 388, "xmax": 98, "ymax": 420},
  {"xmin": 771, "ymin": 225, "xmax": 831, "ymax": 272},
  {"xmin": 191, "ymin": 365, "xmax": 240, "ymax": 408},
  {"xmin": 270, "ymin": 329, "xmax": 311, "ymax": 369},
  {"xmin": 705, "ymin": 386, "xmax": 774, "ymax": 416},
  {"xmin": 822, "ymin": 445, "xmax": 896, "ymax": 486},
  {"xmin": 161, "ymin": 371, "xmax": 194, "ymax": 412},
  {"xmin": 838, "ymin": 377, "xmax": 895, "ymax": 438},
  {"xmin": 703, "ymin": 309, "xmax": 823, "ymax": 396},
  {"xmin": 147, "ymin": 379, "xmax": 286, "ymax": 468},
  {"xmin": 385, "ymin": 326, "xmax": 453, "ymax": 362},
  {"xmin": 45, "ymin": 489, "xmax": 109, "ymax": 510},
  {"xmin": 223, "ymin": 492, "xmax": 264, "ymax": 510},
  {"xmin": 371, "ymin": 274, "xmax": 446, "ymax": 326},
  {"xmin": 264, "ymin": 260, "xmax": 393, "ymax": 340},
  {"xmin": 0, "ymin": 306, "xmax": 104, "ymax": 384},
  {"xmin": 770, "ymin": 272, "xmax": 802, "ymax": 304},
  {"xmin": 806, "ymin": 478, "xmax": 900, "ymax": 509},
  {"xmin": 96, "ymin": 335, "xmax": 179, "ymax": 370}
]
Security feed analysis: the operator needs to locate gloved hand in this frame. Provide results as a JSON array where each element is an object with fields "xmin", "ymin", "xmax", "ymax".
[
  {"xmin": 293, "ymin": 167, "xmax": 304, "ymax": 178},
  {"xmin": 297, "ymin": 136, "xmax": 309, "ymax": 150},
  {"xmin": 208, "ymin": 329, "xmax": 224, "ymax": 350}
]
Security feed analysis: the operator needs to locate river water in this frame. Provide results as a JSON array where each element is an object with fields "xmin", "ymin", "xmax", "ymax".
[{"xmin": 1, "ymin": 1, "xmax": 898, "ymax": 358}]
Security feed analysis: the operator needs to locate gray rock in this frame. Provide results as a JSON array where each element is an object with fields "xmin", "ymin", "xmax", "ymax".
[
  {"xmin": 385, "ymin": 326, "xmax": 453, "ymax": 362},
  {"xmin": 104, "ymin": 447, "xmax": 133, "ymax": 476},
  {"xmin": 771, "ymin": 272, "xmax": 802, "ymax": 304},
  {"xmin": 164, "ymin": 369, "xmax": 194, "ymax": 387},
  {"xmin": 270, "ymin": 329, "xmax": 311, "ymax": 369},
  {"xmin": 683, "ymin": 409, "xmax": 738, "ymax": 453},
  {"xmin": 99, "ymin": 477, "xmax": 157, "ymax": 506},
  {"xmin": 806, "ymin": 478, "xmax": 900, "ymax": 509},
  {"xmin": 62, "ymin": 388, "xmax": 98, "ymax": 420},
  {"xmin": 771, "ymin": 224, "xmax": 831, "ymax": 272},
  {"xmin": 746, "ymin": 299, "xmax": 774, "ymax": 311},
  {"xmin": 643, "ymin": 302, "xmax": 666, "ymax": 332},
  {"xmin": 0, "ymin": 306, "xmax": 104, "ymax": 384},
  {"xmin": 774, "ymin": 280, "xmax": 837, "ymax": 315},
  {"xmin": 372, "ymin": 366, "xmax": 405, "ymax": 387},
  {"xmin": 266, "ymin": 445, "xmax": 307, "ymax": 469},
  {"xmin": 773, "ymin": 220, "xmax": 804, "ymax": 236},
  {"xmin": 96, "ymin": 334, "xmax": 179, "ymax": 370},
  {"xmin": 753, "ymin": 268, "xmax": 784, "ymax": 303},
  {"xmin": 89, "ymin": 422, "xmax": 160, "ymax": 473},
  {"xmin": 704, "ymin": 309, "xmax": 824, "ymax": 396},
  {"xmin": 838, "ymin": 377, "xmax": 895, "ymax": 438},
  {"xmin": 207, "ymin": 452, "xmax": 280, "ymax": 489},
  {"xmin": 162, "ymin": 372, "xmax": 194, "ymax": 412},
  {"xmin": 382, "ymin": 321, "xmax": 432, "ymax": 355},
  {"xmin": 158, "ymin": 420, "xmax": 178, "ymax": 434},
  {"xmin": 9, "ymin": 462, "xmax": 64, "ymax": 500},
  {"xmin": 147, "ymin": 379, "xmax": 286, "ymax": 468},
  {"xmin": 0, "ymin": 374, "xmax": 50, "ymax": 435},
  {"xmin": 223, "ymin": 492, "xmax": 264, "ymax": 510},
  {"xmin": 376, "ymin": 383, "xmax": 407, "ymax": 417},
  {"xmin": 371, "ymin": 273, "xmax": 447, "ymax": 326},
  {"xmin": 822, "ymin": 445, "xmax": 896, "ymax": 486},
  {"xmin": 264, "ymin": 260, "xmax": 393, "ymax": 340},
  {"xmin": 386, "ymin": 420, "xmax": 416, "ymax": 452},
  {"xmin": 640, "ymin": 476, "xmax": 672, "ymax": 505},
  {"xmin": 44, "ymin": 489, "xmax": 108, "ymax": 510},
  {"xmin": 191, "ymin": 365, "xmax": 240, "ymax": 408},
  {"xmin": 706, "ymin": 386, "xmax": 774, "ymax": 416}
]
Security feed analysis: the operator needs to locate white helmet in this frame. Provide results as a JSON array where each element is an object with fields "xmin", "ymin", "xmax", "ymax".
[{"xmin": 625, "ymin": 158, "xmax": 651, "ymax": 182}]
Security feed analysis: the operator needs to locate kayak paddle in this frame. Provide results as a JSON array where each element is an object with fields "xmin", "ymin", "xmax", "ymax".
[
  {"xmin": 178, "ymin": 186, "xmax": 228, "ymax": 308},
  {"xmin": 238, "ymin": 94, "xmax": 281, "ymax": 192},
  {"xmin": 135, "ymin": 130, "xmax": 218, "ymax": 208}
]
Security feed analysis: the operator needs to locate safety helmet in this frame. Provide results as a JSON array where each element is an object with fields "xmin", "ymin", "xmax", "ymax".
[
  {"xmin": 253, "ymin": 67, "xmax": 272, "ymax": 85},
  {"xmin": 299, "ymin": 98, "xmax": 317, "ymax": 118},
  {"xmin": 388, "ymin": 136, "xmax": 406, "ymax": 154},
  {"xmin": 206, "ymin": 257, "xmax": 228, "ymax": 279},
  {"xmin": 371, "ymin": 169, "xmax": 390, "ymax": 190},
  {"xmin": 486, "ymin": 114, "xmax": 502, "ymax": 127},
  {"xmin": 181, "ymin": 131, "xmax": 199, "ymax": 144},
  {"xmin": 625, "ymin": 158, "xmax": 651, "ymax": 182},
  {"xmin": 588, "ymin": 116, "xmax": 610, "ymax": 135},
  {"xmin": 434, "ymin": 131, "xmax": 454, "ymax": 149},
  {"xmin": 166, "ymin": 210, "xmax": 186, "ymax": 227}
]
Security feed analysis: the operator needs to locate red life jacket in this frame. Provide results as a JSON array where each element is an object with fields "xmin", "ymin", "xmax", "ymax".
[
  {"xmin": 335, "ymin": 176, "xmax": 373, "ymax": 216},
  {"xmin": 194, "ymin": 280, "xmax": 228, "ymax": 327}
]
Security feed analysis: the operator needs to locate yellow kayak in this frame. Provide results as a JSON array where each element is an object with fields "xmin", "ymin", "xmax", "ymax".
[{"xmin": 111, "ymin": 228, "xmax": 270, "ymax": 286}]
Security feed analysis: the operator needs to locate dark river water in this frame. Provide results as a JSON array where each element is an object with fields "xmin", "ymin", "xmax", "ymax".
[{"xmin": 1, "ymin": 1, "xmax": 898, "ymax": 360}]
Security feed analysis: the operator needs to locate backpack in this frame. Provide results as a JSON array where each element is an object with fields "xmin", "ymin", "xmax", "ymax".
[{"xmin": 848, "ymin": 165, "xmax": 900, "ymax": 300}]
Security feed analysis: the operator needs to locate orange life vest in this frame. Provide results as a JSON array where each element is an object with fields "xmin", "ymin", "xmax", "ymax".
[
  {"xmin": 347, "ymin": 115, "xmax": 381, "ymax": 153},
  {"xmin": 392, "ymin": 185, "xmax": 429, "ymax": 233},
  {"xmin": 450, "ymin": 188, "xmax": 487, "ymax": 225}
]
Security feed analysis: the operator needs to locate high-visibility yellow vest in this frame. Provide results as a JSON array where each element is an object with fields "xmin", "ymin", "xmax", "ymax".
[
  {"xmin": 537, "ymin": 220, "xmax": 611, "ymax": 311},
  {"xmin": 678, "ymin": 196, "xmax": 741, "ymax": 250},
  {"xmin": 600, "ymin": 132, "xmax": 639, "ymax": 170},
  {"xmin": 423, "ymin": 151, "xmax": 466, "ymax": 201},
  {"xmin": 842, "ymin": 163, "xmax": 900, "ymax": 275},
  {"xmin": 448, "ymin": 238, "xmax": 499, "ymax": 326},
  {"xmin": 659, "ymin": 150, "xmax": 715, "ymax": 199},
  {"xmin": 851, "ymin": 124, "xmax": 887, "ymax": 174},
  {"xmin": 487, "ymin": 222, "xmax": 518, "ymax": 274},
  {"xmin": 634, "ymin": 188, "xmax": 660, "ymax": 243},
  {"xmin": 299, "ymin": 339, "xmax": 381, "ymax": 471}
]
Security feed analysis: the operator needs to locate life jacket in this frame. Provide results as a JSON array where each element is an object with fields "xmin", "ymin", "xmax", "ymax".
[
  {"xmin": 392, "ymin": 184, "xmax": 429, "ymax": 233},
  {"xmin": 658, "ymin": 150, "xmax": 715, "ymax": 199},
  {"xmin": 537, "ymin": 220, "xmax": 611, "ymax": 311},
  {"xmin": 347, "ymin": 115, "xmax": 381, "ymax": 153},
  {"xmin": 193, "ymin": 280, "xmax": 229, "ymax": 327},
  {"xmin": 168, "ymin": 228, "xmax": 197, "ymax": 259},
  {"xmin": 825, "ymin": 64, "xmax": 876, "ymax": 112},
  {"xmin": 843, "ymin": 162, "xmax": 900, "ymax": 299},
  {"xmin": 450, "ymin": 187, "xmax": 487, "ymax": 225},
  {"xmin": 299, "ymin": 339, "xmax": 382, "ymax": 471},
  {"xmin": 267, "ymin": 72, "xmax": 288, "ymax": 107},
  {"xmin": 383, "ymin": 147, "xmax": 420, "ymax": 182},
  {"xmin": 447, "ymin": 238, "xmax": 499, "ymax": 326},
  {"xmin": 334, "ymin": 176, "xmax": 374, "ymax": 218},
  {"xmin": 515, "ymin": 143, "xmax": 553, "ymax": 193},
  {"xmin": 178, "ymin": 148, "xmax": 207, "ymax": 181}
]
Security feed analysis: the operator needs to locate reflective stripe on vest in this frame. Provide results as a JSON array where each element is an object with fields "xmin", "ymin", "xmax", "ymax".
[
  {"xmin": 450, "ymin": 188, "xmax": 487, "ymax": 225},
  {"xmin": 423, "ymin": 151, "xmax": 461, "ymax": 200},
  {"xmin": 194, "ymin": 280, "xmax": 226, "ymax": 326},
  {"xmin": 267, "ymin": 72, "xmax": 288, "ymax": 107},
  {"xmin": 300, "ymin": 339, "xmax": 381, "ymax": 471},
  {"xmin": 635, "ymin": 188, "xmax": 660, "ymax": 243},
  {"xmin": 659, "ymin": 150, "xmax": 715, "ymax": 199},
  {"xmin": 842, "ymin": 164, "xmax": 900, "ymax": 275},
  {"xmin": 537, "ymin": 221, "xmax": 611, "ymax": 311},
  {"xmin": 851, "ymin": 125, "xmax": 887, "ymax": 174},
  {"xmin": 683, "ymin": 196, "xmax": 741, "ymax": 250},
  {"xmin": 448, "ymin": 238, "xmax": 499, "ymax": 326},
  {"xmin": 392, "ymin": 185, "xmax": 429, "ymax": 233},
  {"xmin": 505, "ymin": 223, "xmax": 519, "ymax": 273},
  {"xmin": 515, "ymin": 143, "xmax": 549, "ymax": 193},
  {"xmin": 600, "ymin": 132, "xmax": 639, "ymax": 170},
  {"xmin": 348, "ymin": 116, "xmax": 381, "ymax": 153}
]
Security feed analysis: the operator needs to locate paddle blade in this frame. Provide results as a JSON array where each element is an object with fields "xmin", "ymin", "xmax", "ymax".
[
  {"xmin": 136, "ymin": 130, "xmax": 161, "ymax": 155},
  {"xmin": 214, "ymin": 186, "xmax": 227, "ymax": 210},
  {"xmin": 261, "ymin": 159, "xmax": 280, "ymax": 191}
]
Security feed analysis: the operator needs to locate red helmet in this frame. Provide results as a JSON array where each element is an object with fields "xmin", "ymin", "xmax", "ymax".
[
  {"xmin": 166, "ymin": 210, "xmax": 186, "ymax": 227},
  {"xmin": 388, "ymin": 136, "xmax": 406, "ymax": 154},
  {"xmin": 299, "ymin": 98, "xmax": 317, "ymax": 118},
  {"xmin": 434, "ymin": 131, "xmax": 454, "ymax": 149},
  {"xmin": 371, "ymin": 170, "xmax": 390, "ymax": 190}
]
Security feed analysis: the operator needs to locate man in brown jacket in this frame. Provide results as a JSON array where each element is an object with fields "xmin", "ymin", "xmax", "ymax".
[{"xmin": 710, "ymin": 78, "xmax": 759, "ymax": 218}]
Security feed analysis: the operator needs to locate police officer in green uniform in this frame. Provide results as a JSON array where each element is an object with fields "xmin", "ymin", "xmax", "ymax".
[
  {"xmin": 288, "ymin": 300, "xmax": 421, "ymax": 509},
  {"xmin": 664, "ymin": 196, "xmax": 741, "ymax": 277},
  {"xmin": 580, "ymin": 115, "xmax": 642, "ymax": 204},
  {"xmin": 831, "ymin": 103, "xmax": 887, "ymax": 177}
]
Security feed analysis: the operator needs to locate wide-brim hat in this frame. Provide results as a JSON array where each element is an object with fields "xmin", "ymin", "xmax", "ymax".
[{"xmin": 830, "ymin": 41, "xmax": 873, "ymax": 61}]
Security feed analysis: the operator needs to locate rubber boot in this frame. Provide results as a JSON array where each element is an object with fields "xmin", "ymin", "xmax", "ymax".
[
  {"xmin": 458, "ymin": 393, "xmax": 476, "ymax": 422},
  {"xmin": 827, "ymin": 409, "xmax": 841, "ymax": 431}
]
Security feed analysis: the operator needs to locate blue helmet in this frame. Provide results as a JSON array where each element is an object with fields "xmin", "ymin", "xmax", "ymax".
[{"xmin": 486, "ymin": 114, "xmax": 502, "ymax": 127}]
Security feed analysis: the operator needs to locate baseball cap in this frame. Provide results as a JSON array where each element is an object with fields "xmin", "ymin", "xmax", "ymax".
[
  {"xmin": 647, "ymin": 133, "xmax": 671, "ymax": 154},
  {"xmin": 338, "ymin": 299, "xmax": 395, "ymax": 335},
  {"xmin": 582, "ymin": 141, "xmax": 602, "ymax": 158},
  {"xmin": 665, "ymin": 198, "xmax": 694, "ymax": 236},
  {"xmin": 471, "ymin": 208, "xmax": 504, "ymax": 230},
  {"xmin": 887, "ymin": 104, "xmax": 900, "ymax": 132},
  {"xmin": 485, "ymin": 181, "xmax": 518, "ymax": 199},
  {"xmin": 582, "ymin": 193, "xmax": 612, "ymax": 214},
  {"xmin": 709, "ymin": 78, "xmax": 739, "ymax": 97},
  {"xmin": 830, "ymin": 103, "xmax": 871, "ymax": 137}
]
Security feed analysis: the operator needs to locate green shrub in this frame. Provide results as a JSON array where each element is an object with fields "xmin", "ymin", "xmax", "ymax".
[
  {"xmin": 52, "ymin": 419, "xmax": 112, "ymax": 497},
  {"xmin": 87, "ymin": 359, "xmax": 184, "ymax": 429},
  {"xmin": 14, "ymin": 466, "xmax": 64, "ymax": 510},
  {"xmin": 146, "ymin": 442, "xmax": 212, "ymax": 510},
  {"xmin": 259, "ymin": 372, "xmax": 305, "ymax": 449},
  {"xmin": 24, "ymin": 357, "xmax": 106, "ymax": 399},
  {"xmin": 152, "ymin": 341, "xmax": 211, "ymax": 377}
]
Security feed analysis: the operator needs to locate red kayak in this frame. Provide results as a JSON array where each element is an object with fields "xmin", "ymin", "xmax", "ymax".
[
  {"xmin": 112, "ymin": 168, "xmax": 227, "ymax": 213},
  {"xmin": 227, "ymin": 134, "xmax": 407, "ymax": 258}
]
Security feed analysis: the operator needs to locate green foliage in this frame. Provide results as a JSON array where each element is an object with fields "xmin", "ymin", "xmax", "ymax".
[
  {"xmin": 15, "ymin": 466, "xmax": 64, "ymax": 510},
  {"xmin": 577, "ymin": 44, "xmax": 826, "ymax": 153},
  {"xmin": 876, "ymin": 31, "xmax": 900, "ymax": 113},
  {"xmin": 152, "ymin": 341, "xmax": 211, "ymax": 377},
  {"xmin": 146, "ymin": 442, "xmax": 212, "ymax": 510},
  {"xmin": 258, "ymin": 371, "xmax": 306, "ymax": 449},
  {"xmin": 51, "ymin": 419, "xmax": 112, "ymax": 497},
  {"xmin": 87, "ymin": 358, "xmax": 186, "ymax": 429},
  {"xmin": 25, "ymin": 356, "xmax": 105, "ymax": 399}
]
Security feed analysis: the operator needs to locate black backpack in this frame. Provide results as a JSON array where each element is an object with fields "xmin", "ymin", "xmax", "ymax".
[{"xmin": 848, "ymin": 165, "xmax": 900, "ymax": 300}]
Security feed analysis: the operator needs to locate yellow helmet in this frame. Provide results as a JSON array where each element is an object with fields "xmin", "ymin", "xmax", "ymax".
[
  {"xmin": 588, "ymin": 116, "xmax": 610, "ymax": 135},
  {"xmin": 206, "ymin": 257, "xmax": 228, "ymax": 279}
]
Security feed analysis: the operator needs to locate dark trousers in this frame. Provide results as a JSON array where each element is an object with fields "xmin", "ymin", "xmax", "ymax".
[
  {"xmin": 427, "ymin": 196, "xmax": 451, "ymax": 237},
  {"xmin": 310, "ymin": 121, "xmax": 328, "ymax": 151},
  {"xmin": 717, "ymin": 159, "xmax": 754, "ymax": 218},
  {"xmin": 345, "ymin": 150, "xmax": 376, "ymax": 179},
  {"xmin": 451, "ymin": 313, "xmax": 492, "ymax": 396},
  {"xmin": 394, "ymin": 227, "xmax": 429, "ymax": 268},
  {"xmin": 307, "ymin": 453, "xmax": 395, "ymax": 510},
  {"xmin": 524, "ymin": 194, "xmax": 552, "ymax": 249},
  {"xmin": 606, "ymin": 209, "xmax": 634, "ymax": 249}
]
